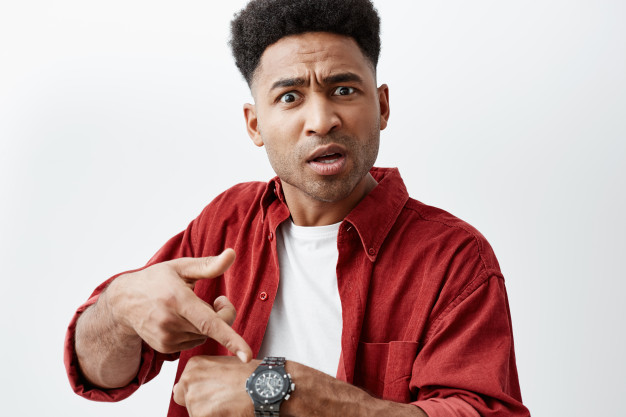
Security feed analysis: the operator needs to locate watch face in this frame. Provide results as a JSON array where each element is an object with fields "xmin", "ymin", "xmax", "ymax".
[{"xmin": 254, "ymin": 369, "xmax": 285, "ymax": 400}]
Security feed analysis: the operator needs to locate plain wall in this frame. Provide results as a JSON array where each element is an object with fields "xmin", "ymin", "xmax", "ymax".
[{"xmin": 1, "ymin": 1, "xmax": 624, "ymax": 415}]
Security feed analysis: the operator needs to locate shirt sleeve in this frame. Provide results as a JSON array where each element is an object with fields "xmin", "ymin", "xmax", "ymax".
[
  {"xmin": 63, "ymin": 288, "xmax": 179, "ymax": 401},
  {"xmin": 64, "ymin": 222, "xmax": 199, "ymax": 401},
  {"xmin": 410, "ymin": 272, "xmax": 530, "ymax": 417}
]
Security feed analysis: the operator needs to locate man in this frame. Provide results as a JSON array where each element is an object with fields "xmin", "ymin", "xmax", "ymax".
[{"xmin": 65, "ymin": 0, "xmax": 530, "ymax": 416}]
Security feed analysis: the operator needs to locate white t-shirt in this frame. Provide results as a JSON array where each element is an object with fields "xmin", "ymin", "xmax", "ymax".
[{"xmin": 257, "ymin": 220, "xmax": 343, "ymax": 377}]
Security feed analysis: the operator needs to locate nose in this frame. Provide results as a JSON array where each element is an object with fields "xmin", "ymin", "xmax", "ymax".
[{"xmin": 303, "ymin": 95, "xmax": 341, "ymax": 136}]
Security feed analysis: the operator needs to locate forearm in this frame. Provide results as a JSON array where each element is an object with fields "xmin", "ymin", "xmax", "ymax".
[
  {"xmin": 282, "ymin": 361, "xmax": 427, "ymax": 417},
  {"xmin": 75, "ymin": 278, "xmax": 142, "ymax": 389}
]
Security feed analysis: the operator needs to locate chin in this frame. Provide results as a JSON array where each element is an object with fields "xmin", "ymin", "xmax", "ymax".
[{"xmin": 304, "ymin": 181, "xmax": 357, "ymax": 203}]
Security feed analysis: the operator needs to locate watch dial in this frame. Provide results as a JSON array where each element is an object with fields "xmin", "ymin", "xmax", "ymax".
[{"xmin": 254, "ymin": 370, "xmax": 285, "ymax": 399}]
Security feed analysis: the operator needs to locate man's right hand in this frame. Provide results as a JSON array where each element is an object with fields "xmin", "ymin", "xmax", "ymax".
[{"xmin": 105, "ymin": 248, "xmax": 252, "ymax": 362}]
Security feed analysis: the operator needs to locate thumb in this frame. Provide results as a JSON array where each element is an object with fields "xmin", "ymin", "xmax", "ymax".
[{"xmin": 169, "ymin": 249, "xmax": 236, "ymax": 281}]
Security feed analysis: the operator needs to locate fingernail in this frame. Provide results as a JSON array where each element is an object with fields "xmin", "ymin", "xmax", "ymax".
[{"xmin": 237, "ymin": 350, "xmax": 249, "ymax": 363}]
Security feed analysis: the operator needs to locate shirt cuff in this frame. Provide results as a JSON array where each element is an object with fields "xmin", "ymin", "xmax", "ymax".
[
  {"xmin": 412, "ymin": 397, "xmax": 480, "ymax": 417},
  {"xmin": 63, "ymin": 294, "xmax": 160, "ymax": 402}
]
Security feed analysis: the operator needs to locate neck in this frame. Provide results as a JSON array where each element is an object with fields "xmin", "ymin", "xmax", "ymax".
[{"xmin": 282, "ymin": 173, "xmax": 378, "ymax": 226}]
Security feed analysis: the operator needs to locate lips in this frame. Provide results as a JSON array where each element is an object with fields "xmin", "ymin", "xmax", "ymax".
[
  {"xmin": 313, "ymin": 153, "xmax": 342, "ymax": 163},
  {"xmin": 307, "ymin": 144, "xmax": 347, "ymax": 176},
  {"xmin": 307, "ymin": 144, "xmax": 347, "ymax": 163}
]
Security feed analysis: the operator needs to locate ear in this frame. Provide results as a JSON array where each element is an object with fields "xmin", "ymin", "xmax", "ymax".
[
  {"xmin": 243, "ymin": 103, "xmax": 264, "ymax": 147},
  {"xmin": 377, "ymin": 84, "xmax": 390, "ymax": 131}
]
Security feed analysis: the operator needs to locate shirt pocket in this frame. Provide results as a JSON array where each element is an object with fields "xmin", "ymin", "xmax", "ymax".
[{"xmin": 353, "ymin": 340, "xmax": 419, "ymax": 402}]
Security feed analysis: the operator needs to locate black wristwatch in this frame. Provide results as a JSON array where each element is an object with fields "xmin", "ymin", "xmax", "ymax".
[{"xmin": 246, "ymin": 357, "xmax": 295, "ymax": 417}]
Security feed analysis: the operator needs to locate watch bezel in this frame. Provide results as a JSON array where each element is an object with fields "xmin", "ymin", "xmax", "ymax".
[{"xmin": 246, "ymin": 364, "xmax": 293, "ymax": 405}]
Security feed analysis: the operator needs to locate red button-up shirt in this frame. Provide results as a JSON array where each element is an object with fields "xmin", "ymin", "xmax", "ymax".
[{"xmin": 64, "ymin": 167, "xmax": 530, "ymax": 417}]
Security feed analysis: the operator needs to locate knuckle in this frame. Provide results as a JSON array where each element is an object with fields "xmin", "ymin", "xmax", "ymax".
[
  {"xmin": 198, "ymin": 317, "xmax": 218, "ymax": 336},
  {"xmin": 187, "ymin": 356, "xmax": 202, "ymax": 368},
  {"xmin": 158, "ymin": 344, "xmax": 176, "ymax": 354},
  {"xmin": 222, "ymin": 338, "xmax": 235, "ymax": 353},
  {"xmin": 152, "ymin": 341, "xmax": 170, "ymax": 353},
  {"xmin": 202, "ymin": 256, "xmax": 214, "ymax": 271},
  {"xmin": 153, "ymin": 311, "xmax": 173, "ymax": 329},
  {"xmin": 160, "ymin": 262, "xmax": 180, "ymax": 279},
  {"xmin": 150, "ymin": 323, "xmax": 181, "ymax": 351},
  {"xmin": 159, "ymin": 330, "xmax": 178, "ymax": 346},
  {"xmin": 160, "ymin": 292, "xmax": 179, "ymax": 309}
]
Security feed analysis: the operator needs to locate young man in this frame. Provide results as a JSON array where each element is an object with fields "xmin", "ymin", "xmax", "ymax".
[{"xmin": 65, "ymin": 1, "xmax": 530, "ymax": 416}]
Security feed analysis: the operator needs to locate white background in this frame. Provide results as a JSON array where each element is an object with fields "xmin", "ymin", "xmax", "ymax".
[{"xmin": 1, "ymin": 1, "xmax": 625, "ymax": 415}]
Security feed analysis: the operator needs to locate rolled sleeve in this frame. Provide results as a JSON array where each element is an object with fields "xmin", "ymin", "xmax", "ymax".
[
  {"xmin": 413, "ymin": 397, "xmax": 480, "ymax": 417},
  {"xmin": 63, "ymin": 292, "xmax": 178, "ymax": 402}
]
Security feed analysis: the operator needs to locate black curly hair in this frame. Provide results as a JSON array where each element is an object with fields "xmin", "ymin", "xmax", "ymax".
[{"xmin": 230, "ymin": 0, "xmax": 381, "ymax": 86}]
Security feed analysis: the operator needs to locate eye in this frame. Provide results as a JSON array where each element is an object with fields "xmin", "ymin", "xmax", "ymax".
[
  {"xmin": 279, "ymin": 92, "xmax": 301, "ymax": 104},
  {"xmin": 333, "ymin": 86, "xmax": 355, "ymax": 96}
]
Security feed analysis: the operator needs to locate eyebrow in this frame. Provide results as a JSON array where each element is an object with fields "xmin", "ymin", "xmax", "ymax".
[{"xmin": 269, "ymin": 72, "xmax": 364, "ymax": 91}]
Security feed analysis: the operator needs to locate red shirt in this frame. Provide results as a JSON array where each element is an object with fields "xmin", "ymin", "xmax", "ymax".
[{"xmin": 64, "ymin": 167, "xmax": 530, "ymax": 417}]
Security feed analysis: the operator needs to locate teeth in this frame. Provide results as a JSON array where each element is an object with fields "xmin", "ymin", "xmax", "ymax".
[{"xmin": 320, "ymin": 158, "xmax": 338, "ymax": 164}]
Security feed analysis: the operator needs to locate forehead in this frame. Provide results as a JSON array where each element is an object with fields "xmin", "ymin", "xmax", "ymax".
[{"xmin": 252, "ymin": 32, "xmax": 375, "ymax": 92}]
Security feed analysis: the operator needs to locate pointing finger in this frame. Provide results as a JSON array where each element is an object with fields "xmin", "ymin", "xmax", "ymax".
[
  {"xmin": 180, "ymin": 294, "xmax": 252, "ymax": 363},
  {"xmin": 169, "ymin": 249, "xmax": 236, "ymax": 281}
]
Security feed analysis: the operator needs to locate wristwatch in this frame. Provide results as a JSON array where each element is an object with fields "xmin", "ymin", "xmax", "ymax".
[{"xmin": 246, "ymin": 356, "xmax": 295, "ymax": 417}]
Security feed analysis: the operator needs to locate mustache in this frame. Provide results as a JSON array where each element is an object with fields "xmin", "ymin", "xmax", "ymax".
[{"xmin": 300, "ymin": 133, "xmax": 356, "ymax": 153}]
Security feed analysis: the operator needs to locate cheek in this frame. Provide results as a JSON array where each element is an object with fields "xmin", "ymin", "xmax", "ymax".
[
  {"xmin": 261, "ymin": 134, "xmax": 293, "ymax": 170},
  {"xmin": 343, "ymin": 109, "xmax": 379, "ymax": 140},
  {"xmin": 261, "ymin": 117, "xmax": 303, "ymax": 151},
  {"xmin": 347, "ymin": 100, "xmax": 379, "ymax": 124}
]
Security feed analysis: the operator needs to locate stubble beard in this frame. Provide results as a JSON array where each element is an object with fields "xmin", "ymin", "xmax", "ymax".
[{"xmin": 263, "ymin": 126, "xmax": 380, "ymax": 204}]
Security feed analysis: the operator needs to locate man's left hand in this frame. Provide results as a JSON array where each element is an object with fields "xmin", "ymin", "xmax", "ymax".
[{"xmin": 173, "ymin": 356, "xmax": 260, "ymax": 417}]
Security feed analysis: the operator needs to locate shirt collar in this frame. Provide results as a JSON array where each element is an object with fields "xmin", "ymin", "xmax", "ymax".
[
  {"xmin": 260, "ymin": 176, "xmax": 285, "ymax": 220},
  {"xmin": 344, "ymin": 167, "xmax": 410, "ymax": 261},
  {"xmin": 260, "ymin": 167, "xmax": 410, "ymax": 261}
]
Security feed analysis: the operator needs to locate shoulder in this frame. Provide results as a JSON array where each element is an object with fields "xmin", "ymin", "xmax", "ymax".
[
  {"xmin": 197, "ymin": 181, "xmax": 268, "ymax": 223},
  {"xmin": 210, "ymin": 181, "xmax": 268, "ymax": 205},
  {"xmin": 397, "ymin": 197, "xmax": 501, "ymax": 273},
  {"xmin": 390, "ymin": 198, "xmax": 505, "ymax": 328},
  {"xmin": 184, "ymin": 181, "xmax": 269, "ymax": 252}
]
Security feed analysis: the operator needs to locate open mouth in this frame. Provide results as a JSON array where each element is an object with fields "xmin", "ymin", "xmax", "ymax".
[
  {"xmin": 313, "ymin": 153, "xmax": 343, "ymax": 164},
  {"xmin": 306, "ymin": 144, "xmax": 348, "ymax": 175},
  {"xmin": 308, "ymin": 151, "xmax": 347, "ymax": 175}
]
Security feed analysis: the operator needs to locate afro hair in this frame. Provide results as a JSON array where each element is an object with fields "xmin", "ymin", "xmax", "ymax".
[{"xmin": 230, "ymin": 0, "xmax": 381, "ymax": 86}]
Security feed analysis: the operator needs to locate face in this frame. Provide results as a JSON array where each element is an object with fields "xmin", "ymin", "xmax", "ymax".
[{"xmin": 244, "ymin": 32, "xmax": 390, "ymax": 205}]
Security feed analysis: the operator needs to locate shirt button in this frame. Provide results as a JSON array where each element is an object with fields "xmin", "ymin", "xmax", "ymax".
[
  {"xmin": 259, "ymin": 291, "xmax": 268, "ymax": 301},
  {"xmin": 368, "ymin": 248, "xmax": 376, "ymax": 256},
  {"xmin": 268, "ymin": 231, "xmax": 274, "ymax": 241}
]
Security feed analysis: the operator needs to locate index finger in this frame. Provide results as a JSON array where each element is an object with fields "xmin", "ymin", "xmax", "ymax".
[{"xmin": 179, "ymin": 293, "xmax": 252, "ymax": 363}]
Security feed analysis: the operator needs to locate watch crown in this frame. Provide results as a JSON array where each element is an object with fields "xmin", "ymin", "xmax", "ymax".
[{"xmin": 291, "ymin": 382, "xmax": 296, "ymax": 391}]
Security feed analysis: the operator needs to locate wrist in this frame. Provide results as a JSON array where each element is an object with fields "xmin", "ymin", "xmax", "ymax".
[
  {"xmin": 279, "ymin": 361, "xmax": 355, "ymax": 417},
  {"xmin": 279, "ymin": 361, "xmax": 426, "ymax": 417}
]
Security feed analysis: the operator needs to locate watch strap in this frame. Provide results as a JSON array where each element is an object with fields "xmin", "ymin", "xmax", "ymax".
[
  {"xmin": 260, "ymin": 356, "xmax": 286, "ymax": 367},
  {"xmin": 254, "ymin": 410, "xmax": 280, "ymax": 417}
]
